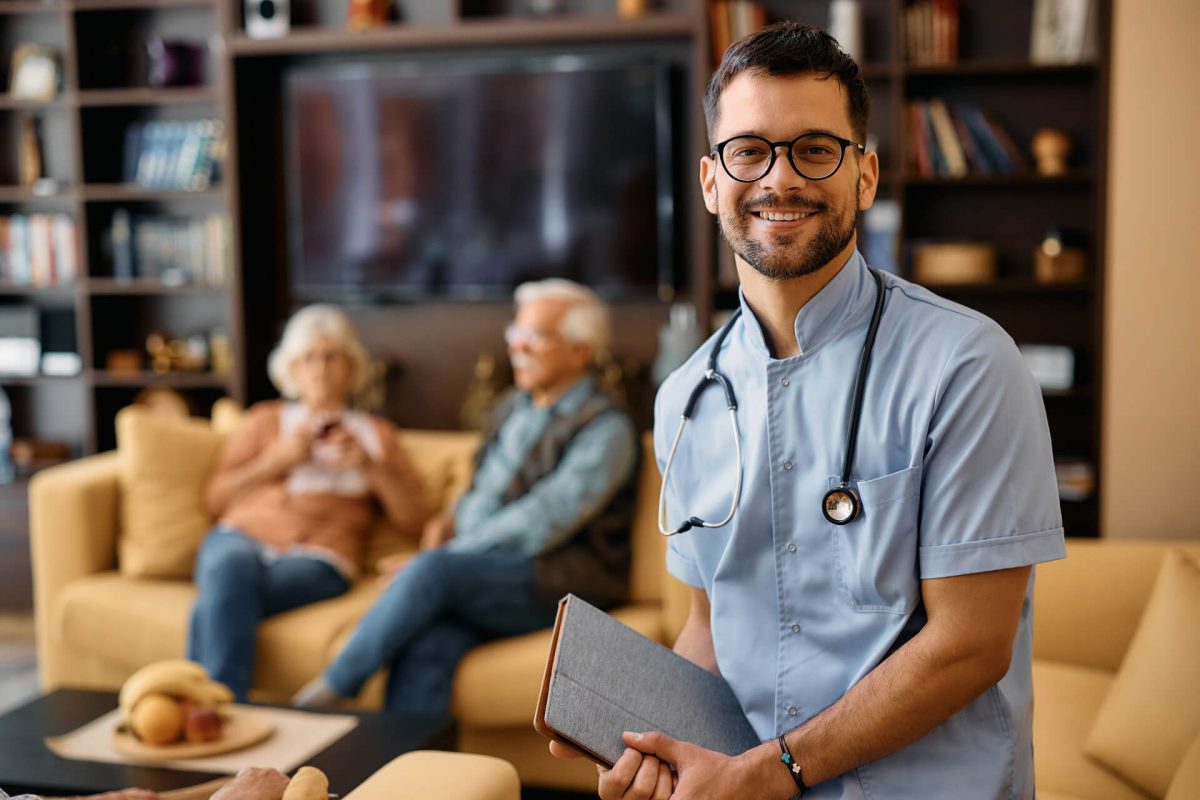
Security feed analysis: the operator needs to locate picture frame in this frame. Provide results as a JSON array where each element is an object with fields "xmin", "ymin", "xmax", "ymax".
[
  {"xmin": 9, "ymin": 43, "xmax": 59, "ymax": 101},
  {"xmin": 1030, "ymin": 0, "xmax": 1098, "ymax": 65}
]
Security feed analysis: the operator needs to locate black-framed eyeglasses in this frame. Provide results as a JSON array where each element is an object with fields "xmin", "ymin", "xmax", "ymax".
[{"xmin": 713, "ymin": 132, "xmax": 865, "ymax": 183}]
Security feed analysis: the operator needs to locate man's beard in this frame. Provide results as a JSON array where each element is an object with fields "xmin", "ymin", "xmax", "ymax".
[{"xmin": 718, "ymin": 184, "xmax": 860, "ymax": 281}]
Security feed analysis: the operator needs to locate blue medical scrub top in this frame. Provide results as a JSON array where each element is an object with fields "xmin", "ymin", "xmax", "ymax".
[{"xmin": 655, "ymin": 251, "xmax": 1066, "ymax": 799}]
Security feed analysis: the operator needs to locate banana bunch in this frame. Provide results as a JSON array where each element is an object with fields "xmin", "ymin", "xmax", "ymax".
[{"xmin": 119, "ymin": 659, "xmax": 234, "ymax": 730}]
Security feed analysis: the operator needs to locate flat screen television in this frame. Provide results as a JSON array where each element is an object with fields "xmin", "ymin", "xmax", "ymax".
[{"xmin": 285, "ymin": 53, "xmax": 676, "ymax": 301}]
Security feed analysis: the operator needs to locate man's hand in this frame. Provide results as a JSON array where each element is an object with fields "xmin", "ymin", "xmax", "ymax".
[
  {"xmin": 420, "ymin": 513, "xmax": 456, "ymax": 550},
  {"xmin": 619, "ymin": 732, "xmax": 790, "ymax": 800},
  {"xmin": 375, "ymin": 552, "xmax": 416, "ymax": 585},
  {"xmin": 548, "ymin": 740, "xmax": 674, "ymax": 800},
  {"xmin": 208, "ymin": 767, "xmax": 290, "ymax": 800}
]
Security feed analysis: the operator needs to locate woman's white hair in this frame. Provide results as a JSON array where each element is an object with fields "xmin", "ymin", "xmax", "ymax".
[
  {"xmin": 514, "ymin": 278, "xmax": 611, "ymax": 364},
  {"xmin": 267, "ymin": 304, "xmax": 371, "ymax": 400}
]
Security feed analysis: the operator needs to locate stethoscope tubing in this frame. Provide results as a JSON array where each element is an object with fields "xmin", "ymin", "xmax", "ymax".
[{"xmin": 658, "ymin": 268, "xmax": 886, "ymax": 535}]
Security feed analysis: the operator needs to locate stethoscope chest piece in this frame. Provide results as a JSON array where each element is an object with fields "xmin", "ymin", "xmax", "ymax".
[{"xmin": 822, "ymin": 486, "xmax": 861, "ymax": 525}]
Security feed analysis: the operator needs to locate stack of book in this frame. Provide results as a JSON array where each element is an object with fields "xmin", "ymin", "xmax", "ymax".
[
  {"xmin": 109, "ymin": 209, "xmax": 229, "ymax": 286},
  {"xmin": 904, "ymin": 0, "xmax": 958, "ymax": 65},
  {"xmin": 907, "ymin": 99, "xmax": 1029, "ymax": 178},
  {"xmin": 122, "ymin": 119, "xmax": 227, "ymax": 191},
  {"xmin": 709, "ymin": 1, "xmax": 766, "ymax": 63},
  {"xmin": 0, "ymin": 214, "xmax": 78, "ymax": 287}
]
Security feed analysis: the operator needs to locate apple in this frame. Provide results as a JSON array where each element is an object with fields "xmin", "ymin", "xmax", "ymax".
[{"xmin": 184, "ymin": 704, "xmax": 223, "ymax": 743}]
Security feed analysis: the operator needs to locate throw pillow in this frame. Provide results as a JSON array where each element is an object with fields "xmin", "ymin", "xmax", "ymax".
[
  {"xmin": 117, "ymin": 406, "xmax": 226, "ymax": 578},
  {"xmin": 1084, "ymin": 549, "xmax": 1200, "ymax": 797}
]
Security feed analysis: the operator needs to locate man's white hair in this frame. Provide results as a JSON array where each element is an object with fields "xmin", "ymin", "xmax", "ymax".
[
  {"xmin": 267, "ymin": 304, "xmax": 371, "ymax": 400},
  {"xmin": 514, "ymin": 278, "xmax": 611, "ymax": 364}
]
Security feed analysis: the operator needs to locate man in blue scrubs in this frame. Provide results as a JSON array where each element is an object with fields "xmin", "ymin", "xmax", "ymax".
[{"xmin": 551, "ymin": 22, "xmax": 1065, "ymax": 799}]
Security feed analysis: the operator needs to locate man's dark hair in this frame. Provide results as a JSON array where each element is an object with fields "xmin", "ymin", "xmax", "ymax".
[{"xmin": 704, "ymin": 21, "xmax": 870, "ymax": 144}]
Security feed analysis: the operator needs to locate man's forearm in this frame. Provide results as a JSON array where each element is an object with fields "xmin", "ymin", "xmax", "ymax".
[{"xmin": 748, "ymin": 624, "xmax": 1011, "ymax": 792}]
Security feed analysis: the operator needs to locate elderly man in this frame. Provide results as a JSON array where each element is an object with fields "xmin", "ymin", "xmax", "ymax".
[{"xmin": 294, "ymin": 278, "xmax": 639, "ymax": 715}]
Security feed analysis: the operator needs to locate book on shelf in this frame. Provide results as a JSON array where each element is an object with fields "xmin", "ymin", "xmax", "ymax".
[
  {"xmin": 108, "ymin": 209, "xmax": 229, "ymax": 287},
  {"xmin": 123, "ymin": 119, "xmax": 227, "ymax": 191},
  {"xmin": 905, "ymin": 0, "xmax": 958, "ymax": 66},
  {"xmin": 907, "ymin": 100, "xmax": 1030, "ymax": 177},
  {"xmin": 709, "ymin": 1, "xmax": 766, "ymax": 63},
  {"xmin": 927, "ymin": 98, "xmax": 968, "ymax": 178},
  {"xmin": 0, "ymin": 214, "xmax": 77, "ymax": 288}
]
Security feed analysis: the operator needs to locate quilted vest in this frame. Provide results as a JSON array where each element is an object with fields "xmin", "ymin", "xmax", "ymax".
[{"xmin": 473, "ymin": 387, "xmax": 639, "ymax": 609}]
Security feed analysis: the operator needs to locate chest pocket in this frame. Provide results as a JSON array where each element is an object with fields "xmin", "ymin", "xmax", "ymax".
[{"xmin": 830, "ymin": 466, "xmax": 922, "ymax": 613}]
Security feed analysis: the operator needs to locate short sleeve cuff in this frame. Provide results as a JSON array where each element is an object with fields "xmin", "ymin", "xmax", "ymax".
[
  {"xmin": 666, "ymin": 542, "xmax": 704, "ymax": 588},
  {"xmin": 919, "ymin": 526, "xmax": 1066, "ymax": 579}
]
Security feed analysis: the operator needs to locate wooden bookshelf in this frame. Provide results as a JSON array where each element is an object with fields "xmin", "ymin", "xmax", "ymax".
[
  {"xmin": 226, "ymin": 12, "xmax": 698, "ymax": 56},
  {"xmin": 3, "ymin": 0, "xmax": 1110, "ymax": 534},
  {"xmin": 83, "ymin": 277, "xmax": 224, "ymax": 294},
  {"xmin": 0, "ymin": 0, "xmax": 238, "ymax": 457},
  {"xmin": 89, "ymin": 369, "xmax": 230, "ymax": 388},
  {"xmin": 74, "ymin": 87, "xmax": 219, "ymax": 106}
]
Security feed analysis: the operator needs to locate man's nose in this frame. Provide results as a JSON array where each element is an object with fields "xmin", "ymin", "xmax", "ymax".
[{"xmin": 758, "ymin": 146, "xmax": 809, "ymax": 193}]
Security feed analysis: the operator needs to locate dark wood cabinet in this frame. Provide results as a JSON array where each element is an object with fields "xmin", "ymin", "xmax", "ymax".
[
  {"xmin": 0, "ymin": 0, "xmax": 241, "ymax": 455},
  {"xmin": 1, "ymin": 0, "xmax": 1109, "ymax": 534}
]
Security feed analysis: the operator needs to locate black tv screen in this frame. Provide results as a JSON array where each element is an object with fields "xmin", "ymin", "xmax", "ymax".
[{"xmin": 286, "ymin": 54, "xmax": 674, "ymax": 301}]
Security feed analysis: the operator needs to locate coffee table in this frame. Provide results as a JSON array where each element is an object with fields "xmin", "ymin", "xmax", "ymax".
[{"xmin": 0, "ymin": 689, "xmax": 454, "ymax": 797}]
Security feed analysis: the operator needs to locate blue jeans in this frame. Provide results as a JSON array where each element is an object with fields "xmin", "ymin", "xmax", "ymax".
[
  {"xmin": 324, "ymin": 548, "xmax": 558, "ymax": 715},
  {"xmin": 187, "ymin": 526, "xmax": 349, "ymax": 700}
]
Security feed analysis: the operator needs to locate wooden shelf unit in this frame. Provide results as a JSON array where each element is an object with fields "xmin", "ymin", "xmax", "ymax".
[
  {"xmin": 0, "ymin": 0, "xmax": 239, "ymax": 457},
  {"xmin": 3, "ymin": 0, "xmax": 1110, "ymax": 534},
  {"xmin": 702, "ymin": 0, "xmax": 1110, "ymax": 536}
]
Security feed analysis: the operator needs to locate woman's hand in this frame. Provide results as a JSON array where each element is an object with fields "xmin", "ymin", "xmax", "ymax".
[
  {"xmin": 208, "ymin": 767, "xmax": 290, "ymax": 800},
  {"xmin": 322, "ymin": 426, "xmax": 370, "ymax": 472},
  {"xmin": 269, "ymin": 421, "xmax": 317, "ymax": 472}
]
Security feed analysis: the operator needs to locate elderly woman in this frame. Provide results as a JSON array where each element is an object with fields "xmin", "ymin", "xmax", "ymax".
[{"xmin": 187, "ymin": 305, "xmax": 425, "ymax": 700}]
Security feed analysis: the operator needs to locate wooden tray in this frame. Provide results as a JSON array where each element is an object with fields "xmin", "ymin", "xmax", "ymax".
[{"xmin": 113, "ymin": 705, "xmax": 275, "ymax": 761}]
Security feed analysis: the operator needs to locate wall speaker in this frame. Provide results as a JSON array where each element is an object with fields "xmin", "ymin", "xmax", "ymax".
[{"xmin": 245, "ymin": 0, "xmax": 289, "ymax": 39}]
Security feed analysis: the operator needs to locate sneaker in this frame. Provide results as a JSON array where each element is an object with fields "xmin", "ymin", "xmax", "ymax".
[{"xmin": 290, "ymin": 675, "xmax": 346, "ymax": 711}]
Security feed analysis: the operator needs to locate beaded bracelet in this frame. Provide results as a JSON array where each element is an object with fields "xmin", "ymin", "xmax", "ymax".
[{"xmin": 777, "ymin": 734, "xmax": 810, "ymax": 796}]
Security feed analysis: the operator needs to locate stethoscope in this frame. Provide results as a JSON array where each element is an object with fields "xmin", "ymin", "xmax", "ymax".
[{"xmin": 658, "ymin": 268, "xmax": 887, "ymax": 535}]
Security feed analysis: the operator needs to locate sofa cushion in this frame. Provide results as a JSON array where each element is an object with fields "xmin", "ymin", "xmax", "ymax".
[
  {"xmin": 116, "ymin": 407, "xmax": 226, "ymax": 579},
  {"xmin": 55, "ymin": 572, "xmax": 194, "ymax": 668},
  {"xmin": 451, "ymin": 603, "xmax": 662, "ymax": 728},
  {"xmin": 53, "ymin": 570, "xmax": 385, "ymax": 698},
  {"xmin": 1033, "ymin": 541, "xmax": 1178, "ymax": 672},
  {"xmin": 344, "ymin": 751, "xmax": 520, "ymax": 800},
  {"xmin": 1165, "ymin": 734, "xmax": 1200, "ymax": 800},
  {"xmin": 1085, "ymin": 549, "xmax": 1200, "ymax": 798},
  {"xmin": 252, "ymin": 581, "xmax": 385, "ymax": 698},
  {"xmin": 1031, "ymin": 659, "xmax": 1150, "ymax": 800}
]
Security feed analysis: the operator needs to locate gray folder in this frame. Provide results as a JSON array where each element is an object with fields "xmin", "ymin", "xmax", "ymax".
[{"xmin": 533, "ymin": 594, "xmax": 761, "ymax": 768}]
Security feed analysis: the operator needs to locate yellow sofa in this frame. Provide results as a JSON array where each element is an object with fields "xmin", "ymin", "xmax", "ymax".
[
  {"xmin": 28, "ymin": 412, "xmax": 1200, "ymax": 796},
  {"xmin": 29, "ymin": 416, "xmax": 688, "ymax": 793},
  {"xmin": 1031, "ymin": 539, "xmax": 1200, "ymax": 800}
]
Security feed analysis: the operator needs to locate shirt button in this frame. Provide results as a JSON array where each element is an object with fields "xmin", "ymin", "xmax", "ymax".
[
  {"xmin": 791, "ymin": 624, "xmax": 801, "ymax": 633},
  {"xmin": 786, "ymin": 543, "xmax": 797, "ymax": 553},
  {"xmin": 782, "ymin": 460, "xmax": 793, "ymax": 471},
  {"xmin": 780, "ymin": 377, "xmax": 790, "ymax": 387},
  {"xmin": 787, "ymin": 706, "xmax": 799, "ymax": 717}
]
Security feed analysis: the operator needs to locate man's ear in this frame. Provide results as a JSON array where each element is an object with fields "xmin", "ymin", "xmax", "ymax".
[
  {"xmin": 700, "ymin": 155, "xmax": 719, "ymax": 215},
  {"xmin": 857, "ymin": 149, "xmax": 880, "ymax": 212}
]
